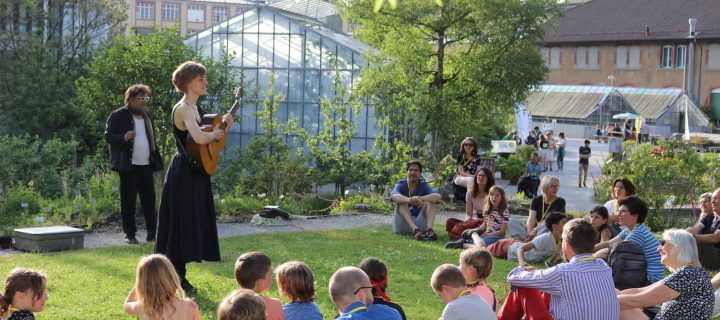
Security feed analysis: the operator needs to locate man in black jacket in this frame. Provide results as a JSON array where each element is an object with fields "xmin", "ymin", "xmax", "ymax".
[{"xmin": 105, "ymin": 84, "xmax": 163, "ymax": 244}]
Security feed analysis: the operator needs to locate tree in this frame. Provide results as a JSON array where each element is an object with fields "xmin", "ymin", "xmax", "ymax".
[
  {"xmin": 0, "ymin": 0, "xmax": 127, "ymax": 141},
  {"xmin": 75, "ymin": 27, "xmax": 242, "ymax": 159},
  {"xmin": 338, "ymin": 0, "xmax": 559, "ymax": 161}
]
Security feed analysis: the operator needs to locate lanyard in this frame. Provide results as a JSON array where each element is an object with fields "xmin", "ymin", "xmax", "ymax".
[
  {"xmin": 546, "ymin": 234, "xmax": 559, "ymax": 263},
  {"xmin": 407, "ymin": 180, "xmax": 415, "ymax": 197},
  {"xmin": 346, "ymin": 306, "xmax": 367, "ymax": 314},
  {"xmin": 457, "ymin": 289, "xmax": 471, "ymax": 299},
  {"xmin": 575, "ymin": 257, "xmax": 594, "ymax": 262},
  {"xmin": 461, "ymin": 155, "xmax": 473, "ymax": 168},
  {"xmin": 540, "ymin": 198, "xmax": 555, "ymax": 221}
]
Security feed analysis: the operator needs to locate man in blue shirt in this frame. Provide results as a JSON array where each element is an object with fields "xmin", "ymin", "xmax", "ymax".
[
  {"xmin": 390, "ymin": 160, "xmax": 442, "ymax": 241},
  {"xmin": 330, "ymin": 267, "xmax": 402, "ymax": 320}
]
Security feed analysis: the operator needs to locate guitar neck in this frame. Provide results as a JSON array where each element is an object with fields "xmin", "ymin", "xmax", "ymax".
[{"xmin": 218, "ymin": 99, "xmax": 242, "ymax": 131}]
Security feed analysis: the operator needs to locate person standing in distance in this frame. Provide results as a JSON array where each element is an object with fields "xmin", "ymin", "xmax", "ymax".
[
  {"xmin": 105, "ymin": 84, "xmax": 163, "ymax": 244},
  {"xmin": 155, "ymin": 61, "xmax": 234, "ymax": 293},
  {"xmin": 578, "ymin": 140, "xmax": 591, "ymax": 188}
]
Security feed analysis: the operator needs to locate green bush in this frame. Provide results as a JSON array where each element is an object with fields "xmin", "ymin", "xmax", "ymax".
[
  {"xmin": 516, "ymin": 144, "xmax": 536, "ymax": 163},
  {"xmin": 333, "ymin": 195, "xmax": 393, "ymax": 214},
  {"xmin": 0, "ymin": 183, "xmax": 42, "ymax": 230}
]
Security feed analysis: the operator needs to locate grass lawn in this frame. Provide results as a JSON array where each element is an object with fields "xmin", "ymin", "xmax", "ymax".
[{"xmin": 0, "ymin": 224, "xmax": 519, "ymax": 320}]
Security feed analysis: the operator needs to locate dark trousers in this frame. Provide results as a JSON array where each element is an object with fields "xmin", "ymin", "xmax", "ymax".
[
  {"xmin": 119, "ymin": 165, "xmax": 157, "ymax": 236},
  {"xmin": 697, "ymin": 242, "xmax": 720, "ymax": 269}
]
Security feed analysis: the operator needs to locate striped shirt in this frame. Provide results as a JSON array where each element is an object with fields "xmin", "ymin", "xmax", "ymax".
[
  {"xmin": 619, "ymin": 223, "xmax": 664, "ymax": 283},
  {"xmin": 506, "ymin": 253, "xmax": 620, "ymax": 320}
]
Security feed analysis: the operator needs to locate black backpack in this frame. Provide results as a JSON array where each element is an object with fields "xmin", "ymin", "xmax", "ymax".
[{"xmin": 607, "ymin": 240, "xmax": 648, "ymax": 290}]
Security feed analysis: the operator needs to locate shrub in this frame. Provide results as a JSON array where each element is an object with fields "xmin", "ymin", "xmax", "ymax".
[
  {"xmin": 333, "ymin": 195, "xmax": 393, "ymax": 214},
  {"xmin": 0, "ymin": 183, "xmax": 41, "ymax": 230}
]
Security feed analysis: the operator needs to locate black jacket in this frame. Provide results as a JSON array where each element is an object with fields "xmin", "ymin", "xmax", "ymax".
[{"xmin": 104, "ymin": 106, "xmax": 163, "ymax": 172}]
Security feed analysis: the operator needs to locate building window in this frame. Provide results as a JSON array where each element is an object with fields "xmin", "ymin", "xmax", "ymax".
[
  {"xmin": 576, "ymin": 46, "xmax": 587, "ymax": 68},
  {"xmin": 575, "ymin": 46, "xmax": 599, "ymax": 69},
  {"xmin": 188, "ymin": 5, "xmax": 204, "ymax": 23},
  {"xmin": 136, "ymin": 2, "xmax": 154, "ymax": 21},
  {"xmin": 587, "ymin": 46, "xmax": 599, "ymax": 68},
  {"xmin": 615, "ymin": 46, "xmax": 628, "ymax": 68},
  {"xmin": 709, "ymin": 44, "xmax": 720, "ymax": 70},
  {"xmin": 675, "ymin": 45, "xmax": 686, "ymax": 68},
  {"xmin": 212, "ymin": 7, "xmax": 228, "ymax": 24},
  {"xmin": 550, "ymin": 47, "xmax": 561, "ymax": 69},
  {"xmin": 661, "ymin": 45, "xmax": 673, "ymax": 68},
  {"xmin": 629, "ymin": 46, "xmax": 641, "ymax": 68},
  {"xmin": 162, "ymin": 3, "xmax": 179, "ymax": 22}
]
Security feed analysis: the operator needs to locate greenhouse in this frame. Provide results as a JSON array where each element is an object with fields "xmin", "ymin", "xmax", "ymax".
[{"xmin": 184, "ymin": 4, "xmax": 379, "ymax": 153}]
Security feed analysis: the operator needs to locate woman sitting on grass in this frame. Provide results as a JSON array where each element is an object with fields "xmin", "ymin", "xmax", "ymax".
[
  {"xmin": 124, "ymin": 254, "xmax": 200, "ymax": 320},
  {"xmin": 617, "ymin": 229, "xmax": 713, "ymax": 319}
]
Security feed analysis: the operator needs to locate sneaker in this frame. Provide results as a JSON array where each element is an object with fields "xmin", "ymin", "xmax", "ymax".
[
  {"xmin": 425, "ymin": 228, "xmax": 438, "ymax": 241},
  {"xmin": 146, "ymin": 231, "xmax": 156, "ymax": 242},
  {"xmin": 124, "ymin": 234, "xmax": 139, "ymax": 244},
  {"xmin": 583, "ymin": 183, "xmax": 587, "ymax": 187},
  {"xmin": 181, "ymin": 278, "xmax": 196, "ymax": 294},
  {"xmin": 444, "ymin": 240, "xmax": 465, "ymax": 249},
  {"xmin": 413, "ymin": 228, "xmax": 425, "ymax": 241}
]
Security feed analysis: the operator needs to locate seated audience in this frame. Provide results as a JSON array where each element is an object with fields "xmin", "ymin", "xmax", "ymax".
[
  {"xmin": 445, "ymin": 168, "xmax": 494, "ymax": 241},
  {"xmin": 686, "ymin": 188, "xmax": 720, "ymax": 269},
  {"xmin": 446, "ymin": 186, "xmax": 509, "ymax": 249},
  {"xmin": 526, "ymin": 175, "xmax": 566, "ymax": 240},
  {"xmin": 617, "ymin": 229, "xmax": 714, "ymax": 320},
  {"xmin": 123, "ymin": 254, "xmax": 200, "ymax": 320},
  {"xmin": 589, "ymin": 206, "xmax": 612, "ymax": 245},
  {"xmin": 218, "ymin": 289, "xmax": 266, "ymax": 320},
  {"xmin": 508, "ymin": 212, "xmax": 567, "ymax": 267},
  {"xmin": 594, "ymin": 196, "xmax": 664, "ymax": 284},
  {"xmin": 500, "ymin": 219, "xmax": 619, "ymax": 320},
  {"xmin": 275, "ymin": 261, "xmax": 322, "ymax": 320},
  {"xmin": 329, "ymin": 266, "xmax": 402, "ymax": 320},
  {"xmin": 697, "ymin": 192, "xmax": 714, "ymax": 222},
  {"xmin": 431, "ymin": 264, "xmax": 497, "ymax": 320},
  {"xmin": 390, "ymin": 160, "xmax": 442, "ymax": 241},
  {"xmin": 235, "ymin": 252, "xmax": 284, "ymax": 320},
  {"xmin": 603, "ymin": 177, "xmax": 636, "ymax": 232},
  {"xmin": 459, "ymin": 248, "xmax": 497, "ymax": 311},
  {"xmin": 358, "ymin": 258, "xmax": 407, "ymax": 320},
  {"xmin": 0, "ymin": 268, "xmax": 49, "ymax": 320}
]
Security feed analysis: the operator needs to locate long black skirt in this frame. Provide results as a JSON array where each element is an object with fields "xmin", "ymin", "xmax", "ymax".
[{"xmin": 155, "ymin": 153, "xmax": 220, "ymax": 263}]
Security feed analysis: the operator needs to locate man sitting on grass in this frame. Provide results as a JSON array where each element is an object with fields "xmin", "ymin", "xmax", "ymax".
[
  {"xmin": 686, "ymin": 188, "xmax": 720, "ymax": 269},
  {"xmin": 329, "ymin": 266, "xmax": 402, "ymax": 320},
  {"xmin": 390, "ymin": 159, "xmax": 441, "ymax": 241}
]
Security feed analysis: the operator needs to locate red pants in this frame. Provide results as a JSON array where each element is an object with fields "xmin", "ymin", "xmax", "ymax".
[{"xmin": 498, "ymin": 287, "xmax": 553, "ymax": 320}]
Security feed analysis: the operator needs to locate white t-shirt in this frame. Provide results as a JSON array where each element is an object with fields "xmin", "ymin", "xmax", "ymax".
[
  {"xmin": 604, "ymin": 199, "xmax": 618, "ymax": 216},
  {"xmin": 507, "ymin": 232, "xmax": 558, "ymax": 263},
  {"xmin": 131, "ymin": 118, "xmax": 150, "ymax": 165},
  {"xmin": 440, "ymin": 294, "xmax": 496, "ymax": 320}
]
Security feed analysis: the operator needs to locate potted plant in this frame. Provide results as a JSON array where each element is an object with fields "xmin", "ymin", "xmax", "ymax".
[{"xmin": 498, "ymin": 156, "xmax": 526, "ymax": 185}]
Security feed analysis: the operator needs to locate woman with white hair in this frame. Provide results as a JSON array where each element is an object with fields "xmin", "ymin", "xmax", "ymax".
[
  {"xmin": 525, "ymin": 175, "xmax": 565, "ymax": 240},
  {"xmin": 617, "ymin": 229, "xmax": 714, "ymax": 320}
]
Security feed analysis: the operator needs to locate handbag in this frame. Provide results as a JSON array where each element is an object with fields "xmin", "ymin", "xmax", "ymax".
[{"xmin": 446, "ymin": 217, "xmax": 483, "ymax": 241}]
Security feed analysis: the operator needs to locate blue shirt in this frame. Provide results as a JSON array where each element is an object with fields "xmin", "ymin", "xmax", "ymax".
[
  {"xmin": 283, "ymin": 301, "xmax": 323, "ymax": 320},
  {"xmin": 507, "ymin": 253, "xmax": 620, "ymax": 320},
  {"xmin": 337, "ymin": 302, "xmax": 402, "ymax": 320},
  {"xmin": 390, "ymin": 179, "xmax": 437, "ymax": 217},
  {"xmin": 526, "ymin": 161, "xmax": 544, "ymax": 176},
  {"xmin": 619, "ymin": 223, "xmax": 664, "ymax": 283}
]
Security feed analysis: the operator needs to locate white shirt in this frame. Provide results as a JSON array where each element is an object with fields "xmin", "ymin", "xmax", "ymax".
[{"xmin": 131, "ymin": 117, "xmax": 150, "ymax": 165}]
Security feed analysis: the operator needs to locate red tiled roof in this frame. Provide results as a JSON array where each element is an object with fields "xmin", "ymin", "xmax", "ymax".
[{"xmin": 545, "ymin": 0, "xmax": 720, "ymax": 44}]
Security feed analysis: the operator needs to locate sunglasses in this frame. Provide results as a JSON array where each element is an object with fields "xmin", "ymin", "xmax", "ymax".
[
  {"xmin": 137, "ymin": 96, "xmax": 150, "ymax": 101},
  {"xmin": 659, "ymin": 239, "xmax": 670, "ymax": 246},
  {"xmin": 463, "ymin": 143, "xmax": 473, "ymax": 147},
  {"xmin": 353, "ymin": 286, "xmax": 373, "ymax": 294}
]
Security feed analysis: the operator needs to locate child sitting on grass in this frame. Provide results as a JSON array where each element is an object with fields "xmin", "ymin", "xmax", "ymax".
[
  {"xmin": 431, "ymin": 264, "xmax": 497, "ymax": 320},
  {"xmin": 459, "ymin": 249, "xmax": 497, "ymax": 312},
  {"xmin": 218, "ymin": 288, "xmax": 266, "ymax": 320},
  {"xmin": 0, "ymin": 268, "xmax": 49, "ymax": 320},
  {"xmin": 589, "ymin": 206, "xmax": 612, "ymax": 245},
  {"xmin": 358, "ymin": 258, "xmax": 407, "ymax": 320},
  {"xmin": 123, "ymin": 254, "xmax": 200, "ymax": 320},
  {"xmin": 446, "ymin": 186, "xmax": 510, "ymax": 250},
  {"xmin": 275, "ymin": 261, "xmax": 322, "ymax": 320},
  {"xmin": 235, "ymin": 252, "xmax": 284, "ymax": 320}
]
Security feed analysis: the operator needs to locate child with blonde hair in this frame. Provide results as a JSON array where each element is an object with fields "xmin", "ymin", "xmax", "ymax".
[
  {"xmin": 218, "ymin": 289, "xmax": 265, "ymax": 320},
  {"xmin": 123, "ymin": 254, "xmax": 200, "ymax": 320},
  {"xmin": 235, "ymin": 252, "xmax": 284, "ymax": 320},
  {"xmin": 0, "ymin": 268, "xmax": 49, "ymax": 320},
  {"xmin": 275, "ymin": 261, "xmax": 322, "ymax": 320},
  {"xmin": 459, "ymin": 248, "xmax": 497, "ymax": 311}
]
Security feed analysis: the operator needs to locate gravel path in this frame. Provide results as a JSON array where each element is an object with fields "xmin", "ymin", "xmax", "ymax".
[{"xmin": 0, "ymin": 212, "xmax": 460, "ymax": 255}]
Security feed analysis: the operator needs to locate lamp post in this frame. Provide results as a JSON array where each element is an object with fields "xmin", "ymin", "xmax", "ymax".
[
  {"xmin": 684, "ymin": 18, "xmax": 697, "ymax": 141},
  {"xmin": 606, "ymin": 74, "xmax": 615, "ymax": 126}
]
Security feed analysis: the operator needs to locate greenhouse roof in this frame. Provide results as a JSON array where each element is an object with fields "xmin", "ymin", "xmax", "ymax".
[
  {"xmin": 525, "ymin": 85, "xmax": 692, "ymax": 120},
  {"xmin": 270, "ymin": 0, "xmax": 337, "ymax": 20}
]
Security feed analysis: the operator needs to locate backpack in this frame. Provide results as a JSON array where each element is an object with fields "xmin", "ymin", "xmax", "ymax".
[{"xmin": 607, "ymin": 240, "xmax": 648, "ymax": 290}]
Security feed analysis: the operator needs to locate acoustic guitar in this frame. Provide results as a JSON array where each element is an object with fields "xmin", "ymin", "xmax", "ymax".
[{"xmin": 186, "ymin": 86, "xmax": 243, "ymax": 175}]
